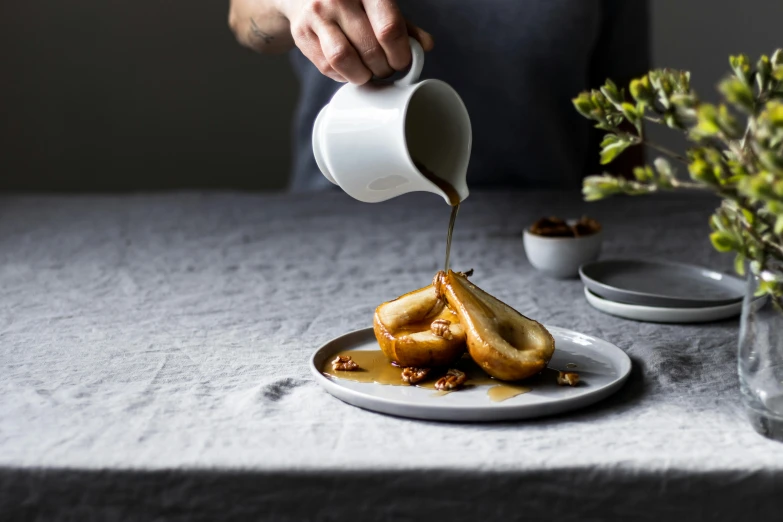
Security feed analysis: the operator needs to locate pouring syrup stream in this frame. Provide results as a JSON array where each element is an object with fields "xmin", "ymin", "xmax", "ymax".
[{"xmin": 413, "ymin": 160, "xmax": 461, "ymax": 272}]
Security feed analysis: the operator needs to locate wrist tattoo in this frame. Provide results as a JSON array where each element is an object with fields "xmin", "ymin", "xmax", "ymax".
[{"xmin": 250, "ymin": 18, "xmax": 274, "ymax": 44}]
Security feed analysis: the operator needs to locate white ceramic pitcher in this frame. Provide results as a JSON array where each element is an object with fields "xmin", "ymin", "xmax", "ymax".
[{"xmin": 312, "ymin": 38, "xmax": 471, "ymax": 204}]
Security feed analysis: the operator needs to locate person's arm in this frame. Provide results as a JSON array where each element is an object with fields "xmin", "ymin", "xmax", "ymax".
[
  {"xmin": 229, "ymin": 0, "xmax": 294, "ymax": 55},
  {"xmin": 588, "ymin": 0, "xmax": 651, "ymax": 177},
  {"xmin": 228, "ymin": 0, "xmax": 434, "ymax": 84}
]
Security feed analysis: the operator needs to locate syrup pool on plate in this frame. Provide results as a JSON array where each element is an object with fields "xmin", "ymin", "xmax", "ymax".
[{"xmin": 322, "ymin": 350, "xmax": 562, "ymax": 402}]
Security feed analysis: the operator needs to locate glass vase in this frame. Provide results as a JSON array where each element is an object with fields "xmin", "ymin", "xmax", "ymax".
[{"xmin": 739, "ymin": 263, "xmax": 783, "ymax": 441}]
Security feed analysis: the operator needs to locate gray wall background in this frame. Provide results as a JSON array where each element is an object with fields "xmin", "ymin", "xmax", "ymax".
[
  {"xmin": 1, "ymin": 1, "xmax": 781, "ymax": 192},
  {"xmin": 648, "ymin": 0, "xmax": 783, "ymax": 160},
  {"xmin": 0, "ymin": 1, "xmax": 298, "ymax": 191}
]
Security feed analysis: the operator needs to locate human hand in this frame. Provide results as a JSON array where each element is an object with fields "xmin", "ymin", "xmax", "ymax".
[{"xmin": 278, "ymin": 0, "xmax": 434, "ymax": 83}]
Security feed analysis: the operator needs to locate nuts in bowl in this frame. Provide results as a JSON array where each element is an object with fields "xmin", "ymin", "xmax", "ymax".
[
  {"xmin": 529, "ymin": 216, "xmax": 602, "ymax": 238},
  {"xmin": 523, "ymin": 216, "xmax": 603, "ymax": 279}
]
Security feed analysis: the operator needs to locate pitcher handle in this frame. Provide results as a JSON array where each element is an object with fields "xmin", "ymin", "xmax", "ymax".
[{"xmin": 394, "ymin": 37, "xmax": 424, "ymax": 86}]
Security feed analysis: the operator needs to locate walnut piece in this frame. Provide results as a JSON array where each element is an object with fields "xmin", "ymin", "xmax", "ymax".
[
  {"xmin": 572, "ymin": 216, "xmax": 602, "ymax": 237},
  {"xmin": 332, "ymin": 355, "xmax": 359, "ymax": 371},
  {"xmin": 529, "ymin": 215, "xmax": 601, "ymax": 238},
  {"xmin": 435, "ymin": 368, "xmax": 467, "ymax": 391},
  {"xmin": 529, "ymin": 217, "xmax": 573, "ymax": 237},
  {"xmin": 431, "ymin": 319, "xmax": 453, "ymax": 340},
  {"xmin": 557, "ymin": 371, "xmax": 580, "ymax": 386},
  {"xmin": 401, "ymin": 367, "xmax": 431, "ymax": 384}
]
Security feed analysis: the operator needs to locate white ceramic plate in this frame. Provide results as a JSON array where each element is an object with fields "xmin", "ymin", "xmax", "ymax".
[
  {"xmin": 309, "ymin": 326, "xmax": 631, "ymax": 422},
  {"xmin": 584, "ymin": 287, "xmax": 743, "ymax": 323}
]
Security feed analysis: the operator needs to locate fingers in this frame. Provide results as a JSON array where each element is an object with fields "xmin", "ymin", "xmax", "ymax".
[
  {"xmin": 287, "ymin": 0, "xmax": 434, "ymax": 84},
  {"xmin": 362, "ymin": 0, "xmax": 411, "ymax": 70},
  {"xmin": 292, "ymin": 25, "xmax": 347, "ymax": 82},
  {"xmin": 313, "ymin": 20, "xmax": 372, "ymax": 84},
  {"xmin": 335, "ymin": 3, "xmax": 393, "ymax": 78}
]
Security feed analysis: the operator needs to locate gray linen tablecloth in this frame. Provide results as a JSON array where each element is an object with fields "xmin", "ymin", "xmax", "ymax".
[{"xmin": 1, "ymin": 191, "xmax": 782, "ymax": 521}]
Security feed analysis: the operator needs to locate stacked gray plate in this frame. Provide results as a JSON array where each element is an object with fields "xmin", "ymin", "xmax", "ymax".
[{"xmin": 579, "ymin": 259, "xmax": 747, "ymax": 323}]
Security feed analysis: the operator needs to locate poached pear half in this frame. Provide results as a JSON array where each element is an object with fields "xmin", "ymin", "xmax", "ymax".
[
  {"xmin": 373, "ymin": 283, "xmax": 467, "ymax": 367},
  {"xmin": 435, "ymin": 270, "xmax": 555, "ymax": 381}
]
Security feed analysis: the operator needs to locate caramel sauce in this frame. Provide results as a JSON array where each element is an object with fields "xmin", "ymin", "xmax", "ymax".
[
  {"xmin": 322, "ymin": 350, "xmax": 403, "ymax": 385},
  {"xmin": 444, "ymin": 205, "xmax": 459, "ymax": 272},
  {"xmin": 414, "ymin": 160, "xmax": 461, "ymax": 207},
  {"xmin": 322, "ymin": 350, "xmax": 559, "ymax": 402},
  {"xmin": 487, "ymin": 384, "xmax": 533, "ymax": 402},
  {"xmin": 412, "ymin": 160, "xmax": 461, "ymax": 272}
]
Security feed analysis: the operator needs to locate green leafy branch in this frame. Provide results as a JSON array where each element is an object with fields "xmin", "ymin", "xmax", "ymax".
[{"xmin": 573, "ymin": 50, "xmax": 783, "ymax": 306}]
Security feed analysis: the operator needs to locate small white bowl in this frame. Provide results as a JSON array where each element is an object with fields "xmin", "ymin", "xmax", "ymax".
[{"xmin": 523, "ymin": 226, "xmax": 603, "ymax": 279}]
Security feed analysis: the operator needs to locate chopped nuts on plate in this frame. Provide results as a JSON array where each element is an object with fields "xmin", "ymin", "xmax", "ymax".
[
  {"xmin": 401, "ymin": 367, "xmax": 431, "ymax": 385},
  {"xmin": 557, "ymin": 371, "xmax": 580, "ymax": 386},
  {"xmin": 435, "ymin": 368, "xmax": 467, "ymax": 391},
  {"xmin": 312, "ymin": 327, "xmax": 632, "ymax": 421},
  {"xmin": 332, "ymin": 355, "xmax": 360, "ymax": 371}
]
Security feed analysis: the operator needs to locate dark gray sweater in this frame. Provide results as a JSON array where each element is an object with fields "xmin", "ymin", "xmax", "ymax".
[{"xmin": 290, "ymin": 0, "xmax": 649, "ymax": 190}]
